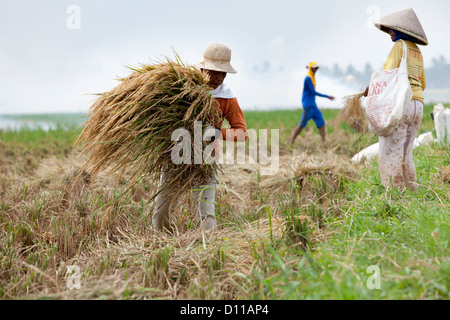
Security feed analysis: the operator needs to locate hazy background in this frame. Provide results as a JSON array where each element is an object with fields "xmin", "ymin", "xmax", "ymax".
[{"xmin": 1, "ymin": 0, "xmax": 449, "ymax": 114}]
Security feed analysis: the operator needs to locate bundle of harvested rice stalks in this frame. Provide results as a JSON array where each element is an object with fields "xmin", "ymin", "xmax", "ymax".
[
  {"xmin": 75, "ymin": 57, "xmax": 222, "ymax": 202},
  {"xmin": 339, "ymin": 93, "xmax": 368, "ymax": 133}
]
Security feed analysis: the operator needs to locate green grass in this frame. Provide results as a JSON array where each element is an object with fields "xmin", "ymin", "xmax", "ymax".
[
  {"xmin": 244, "ymin": 108, "xmax": 342, "ymax": 138},
  {"xmin": 221, "ymin": 104, "xmax": 449, "ymax": 300},
  {"xmin": 0, "ymin": 126, "xmax": 80, "ymax": 144},
  {"xmin": 238, "ymin": 143, "xmax": 449, "ymax": 300}
]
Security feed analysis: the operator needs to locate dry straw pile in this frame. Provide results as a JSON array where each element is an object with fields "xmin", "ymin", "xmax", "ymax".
[
  {"xmin": 76, "ymin": 57, "xmax": 222, "ymax": 201},
  {"xmin": 339, "ymin": 93, "xmax": 368, "ymax": 133}
]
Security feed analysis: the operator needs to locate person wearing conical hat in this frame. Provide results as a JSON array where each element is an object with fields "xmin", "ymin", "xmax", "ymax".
[
  {"xmin": 152, "ymin": 43, "xmax": 247, "ymax": 232},
  {"xmin": 364, "ymin": 8, "xmax": 427, "ymax": 191},
  {"xmin": 290, "ymin": 62, "xmax": 335, "ymax": 145}
]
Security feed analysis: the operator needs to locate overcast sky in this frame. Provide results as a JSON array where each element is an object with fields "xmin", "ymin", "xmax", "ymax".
[{"xmin": 0, "ymin": 0, "xmax": 449, "ymax": 114}]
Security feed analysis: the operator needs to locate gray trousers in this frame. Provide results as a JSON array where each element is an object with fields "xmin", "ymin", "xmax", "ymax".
[{"xmin": 152, "ymin": 172, "xmax": 218, "ymax": 231}]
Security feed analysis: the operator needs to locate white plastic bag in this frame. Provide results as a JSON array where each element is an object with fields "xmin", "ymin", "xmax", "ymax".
[
  {"xmin": 351, "ymin": 142, "xmax": 380, "ymax": 163},
  {"xmin": 413, "ymin": 131, "xmax": 435, "ymax": 148},
  {"xmin": 352, "ymin": 132, "xmax": 436, "ymax": 164},
  {"xmin": 366, "ymin": 40, "xmax": 413, "ymax": 137},
  {"xmin": 434, "ymin": 104, "xmax": 450, "ymax": 145}
]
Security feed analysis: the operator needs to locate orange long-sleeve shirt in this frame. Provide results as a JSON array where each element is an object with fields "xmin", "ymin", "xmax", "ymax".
[{"xmin": 215, "ymin": 98, "xmax": 248, "ymax": 142}]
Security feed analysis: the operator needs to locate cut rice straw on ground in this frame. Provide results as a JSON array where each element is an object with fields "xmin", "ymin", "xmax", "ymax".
[{"xmin": 75, "ymin": 56, "xmax": 222, "ymax": 204}]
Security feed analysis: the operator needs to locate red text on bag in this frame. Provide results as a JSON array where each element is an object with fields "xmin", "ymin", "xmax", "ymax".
[{"xmin": 369, "ymin": 81, "xmax": 388, "ymax": 96}]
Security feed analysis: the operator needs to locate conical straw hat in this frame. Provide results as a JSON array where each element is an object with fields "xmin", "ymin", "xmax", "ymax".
[
  {"xmin": 197, "ymin": 44, "xmax": 237, "ymax": 74},
  {"xmin": 374, "ymin": 8, "xmax": 428, "ymax": 46}
]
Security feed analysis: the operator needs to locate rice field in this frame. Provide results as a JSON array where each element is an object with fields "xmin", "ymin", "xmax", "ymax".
[{"xmin": 0, "ymin": 105, "xmax": 449, "ymax": 301}]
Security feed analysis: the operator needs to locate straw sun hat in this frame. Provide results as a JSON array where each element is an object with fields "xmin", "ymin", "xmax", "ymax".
[
  {"xmin": 197, "ymin": 43, "xmax": 237, "ymax": 74},
  {"xmin": 374, "ymin": 8, "xmax": 428, "ymax": 46}
]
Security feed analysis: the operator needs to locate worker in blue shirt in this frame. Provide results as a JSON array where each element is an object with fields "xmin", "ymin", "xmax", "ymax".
[{"xmin": 290, "ymin": 62, "xmax": 335, "ymax": 145}]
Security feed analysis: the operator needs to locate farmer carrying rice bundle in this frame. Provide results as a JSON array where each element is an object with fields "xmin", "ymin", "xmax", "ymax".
[
  {"xmin": 290, "ymin": 62, "xmax": 335, "ymax": 145},
  {"xmin": 364, "ymin": 8, "xmax": 427, "ymax": 191},
  {"xmin": 76, "ymin": 43, "xmax": 247, "ymax": 233},
  {"xmin": 153, "ymin": 43, "xmax": 247, "ymax": 232}
]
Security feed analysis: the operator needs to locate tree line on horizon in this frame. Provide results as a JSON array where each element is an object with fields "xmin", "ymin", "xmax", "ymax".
[{"xmin": 320, "ymin": 56, "xmax": 450, "ymax": 90}]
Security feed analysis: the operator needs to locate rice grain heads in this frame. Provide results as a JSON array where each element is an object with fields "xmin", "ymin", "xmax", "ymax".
[{"xmin": 76, "ymin": 58, "xmax": 222, "ymax": 203}]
